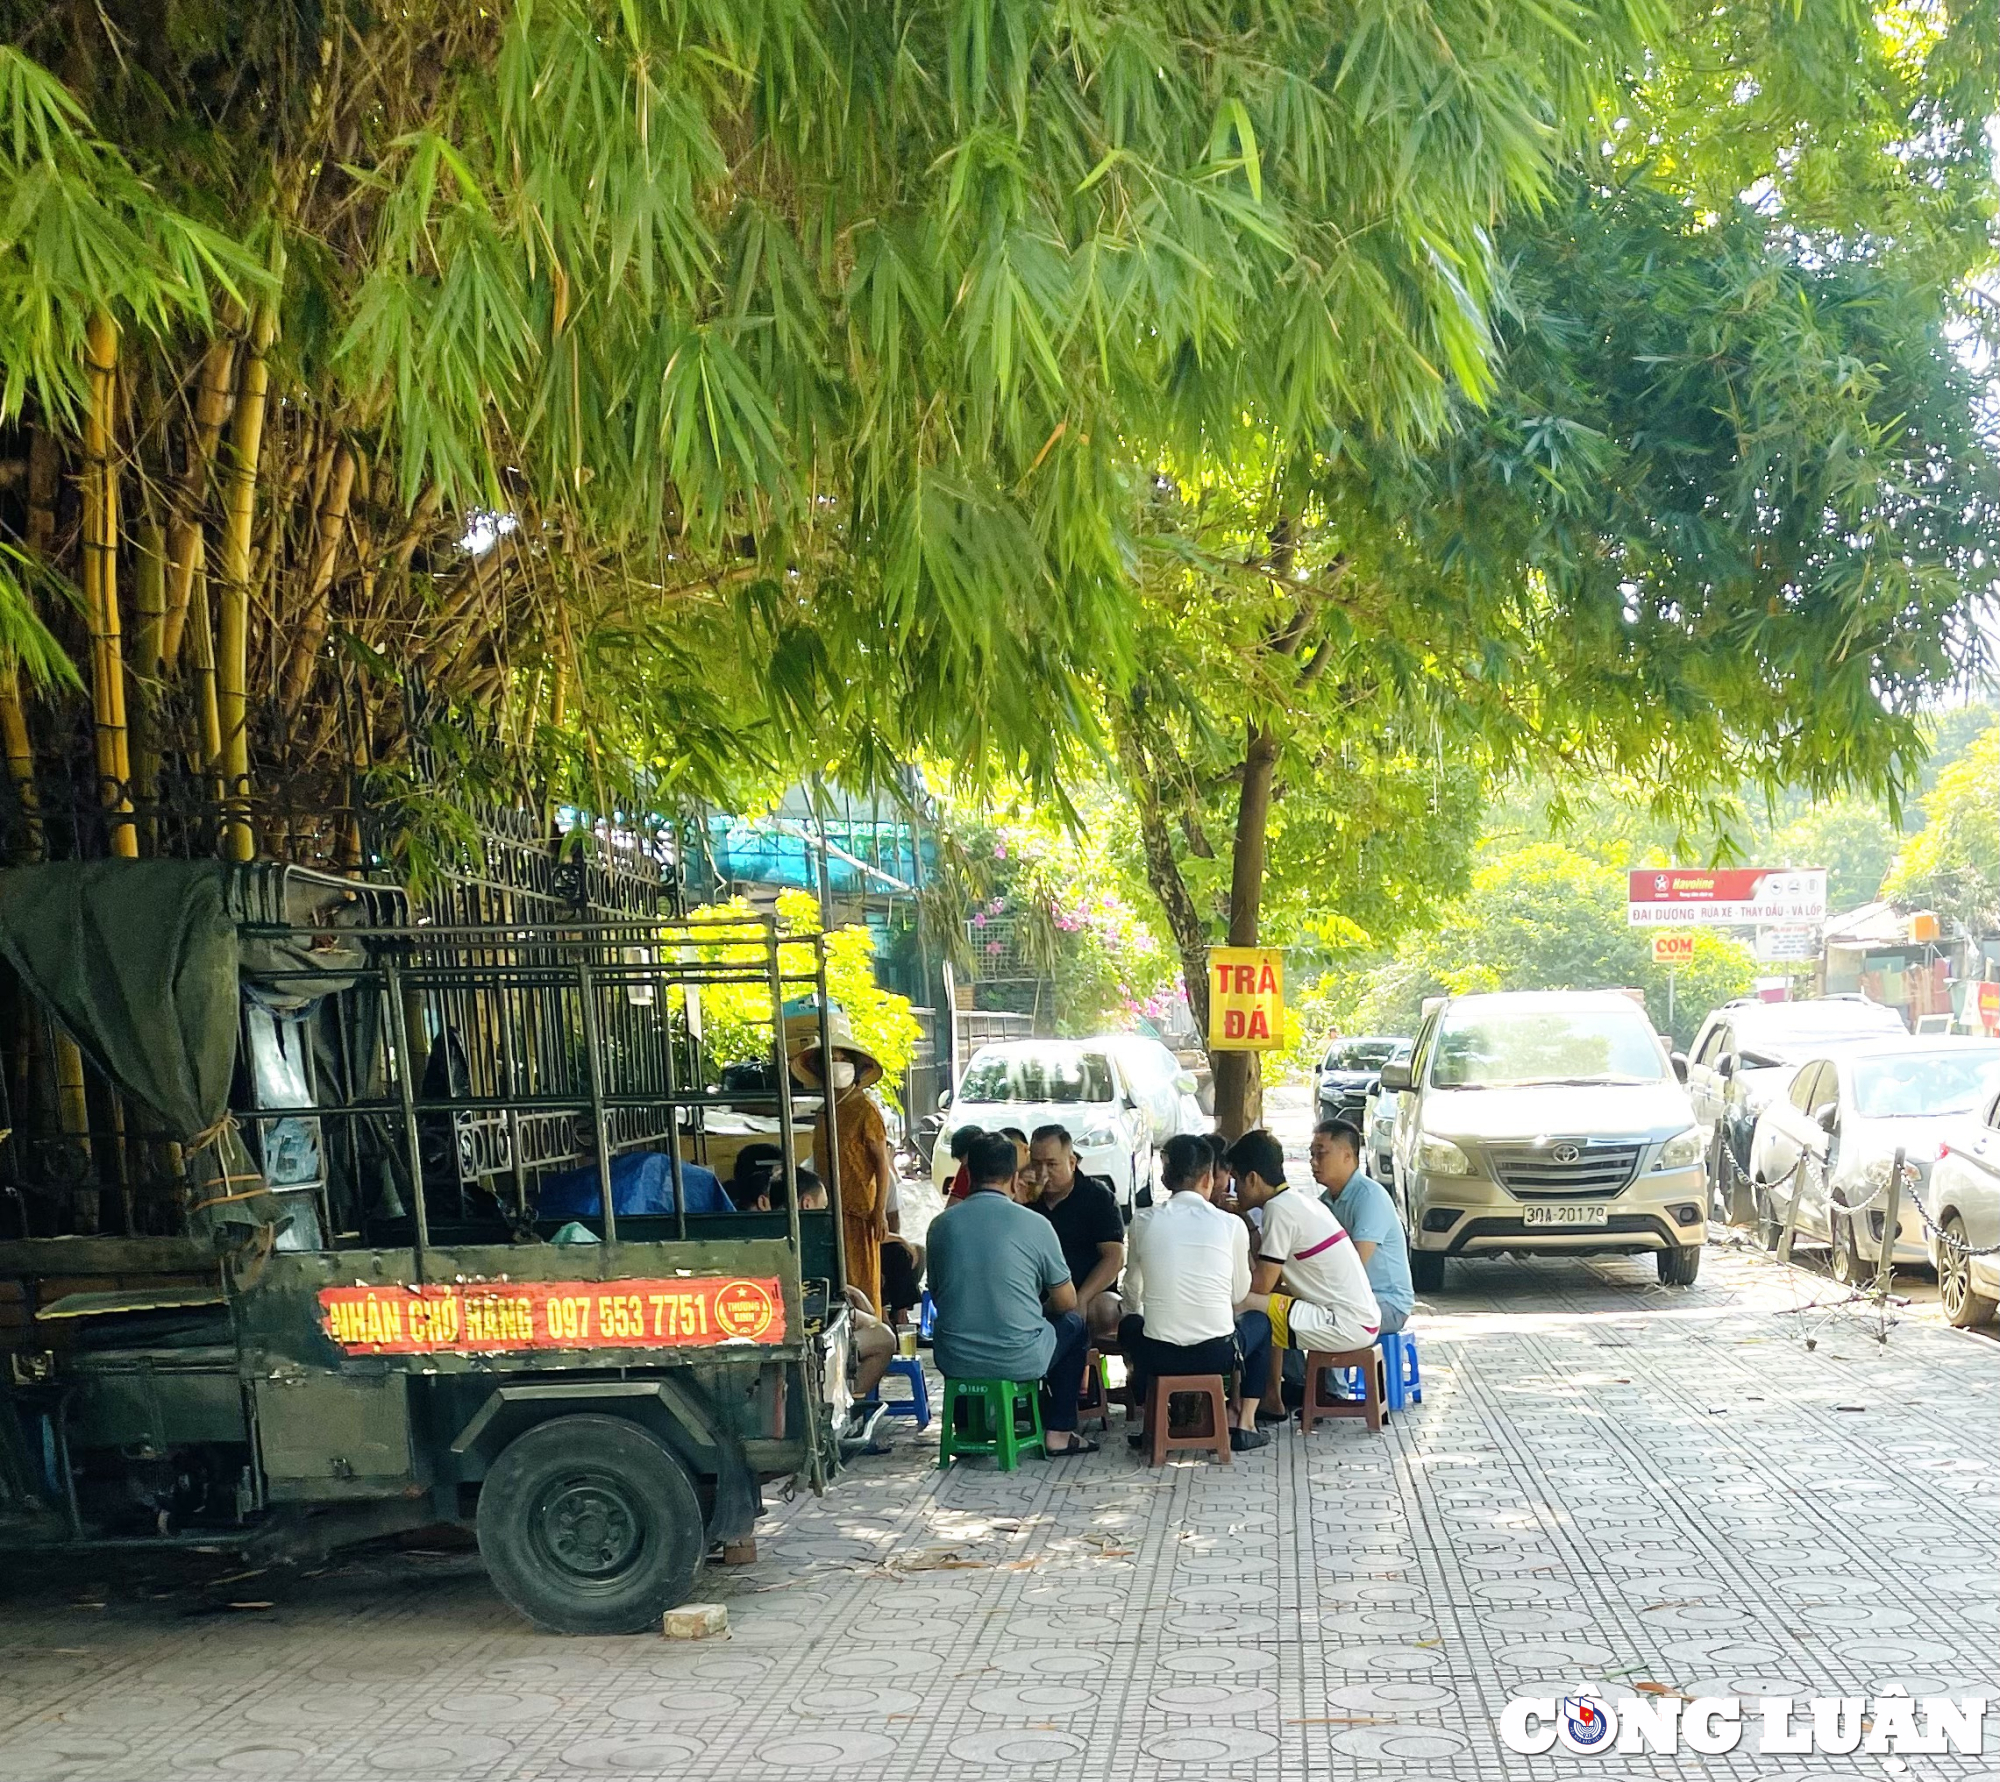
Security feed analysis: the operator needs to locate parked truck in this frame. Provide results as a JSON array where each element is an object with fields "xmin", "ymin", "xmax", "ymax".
[{"xmin": 0, "ymin": 857, "xmax": 856, "ymax": 1633}]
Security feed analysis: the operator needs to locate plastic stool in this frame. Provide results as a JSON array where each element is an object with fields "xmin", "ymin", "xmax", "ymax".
[
  {"xmin": 1076, "ymin": 1348, "xmax": 1112, "ymax": 1431},
  {"xmin": 876, "ymin": 1354, "xmax": 931, "ymax": 1430},
  {"xmin": 938, "ymin": 1378, "xmax": 1044, "ymax": 1470},
  {"xmin": 1143, "ymin": 1374, "xmax": 1232, "ymax": 1466},
  {"xmin": 1302, "ymin": 1347, "xmax": 1385, "ymax": 1434},
  {"xmin": 917, "ymin": 1289, "xmax": 936, "ymax": 1343},
  {"xmin": 1379, "ymin": 1330, "xmax": 1421, "ymax": 1410}
]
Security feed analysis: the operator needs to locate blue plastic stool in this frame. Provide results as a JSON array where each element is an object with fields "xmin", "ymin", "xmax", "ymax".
[
  {"xmin": 1344, "ymin": 1331, "xmax": 1422, "ymax": 1411},
  {"xmin": 875, "ymin": 1354, "xmax": 932, "ymax": 1430},
  {"xmin": 918, "ymin": 1290, "xmax": 936, "ymax": 1342}
]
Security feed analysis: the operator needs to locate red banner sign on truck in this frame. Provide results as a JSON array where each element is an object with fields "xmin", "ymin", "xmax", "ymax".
[
  {"xmin": 318, "ymin": 1276, "xmax": 786, "ymax": 1356},
  {"xmin": 1626, "ymin": 868, "xmax": 1826, "ymax": 927}
]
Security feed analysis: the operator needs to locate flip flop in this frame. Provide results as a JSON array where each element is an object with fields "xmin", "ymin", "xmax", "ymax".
[{"xmin": 1045, "ymin": 1436, "xmax": 1100, "ymax": 1457}]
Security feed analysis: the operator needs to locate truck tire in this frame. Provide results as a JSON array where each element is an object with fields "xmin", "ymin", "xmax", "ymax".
[
  {"xmin": 1410, "ymin": 1250, "xmax": 1447, "ymax": 1294},
  {"xmin": 1656, "ymin": 1244, "xmax": 1702, "ymax": 1286},
  {"xmin": 477, "ymin": 1413, "xmax": 704, "ymax": 1635}
]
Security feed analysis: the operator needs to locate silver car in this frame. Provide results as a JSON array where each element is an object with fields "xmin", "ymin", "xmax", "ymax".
[
  {"xmin": 1927, "ymin": 1077, "xmax": 2000, "ymax": 1327},
  {"xmin": 1747, "ymin": 1040, "xmax": 2000, "ymax": 1283}
]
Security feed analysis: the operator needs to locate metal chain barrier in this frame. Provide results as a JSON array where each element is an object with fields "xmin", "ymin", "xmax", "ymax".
[{"xmin": 1904, "ymin": 1182, "xmax": 2000, "ymax": 1258}]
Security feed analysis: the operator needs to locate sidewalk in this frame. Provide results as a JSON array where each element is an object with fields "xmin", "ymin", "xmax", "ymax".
[{"xmin": 3, "ymin": 1240, "xmax": 1996, "ymax": 1781}]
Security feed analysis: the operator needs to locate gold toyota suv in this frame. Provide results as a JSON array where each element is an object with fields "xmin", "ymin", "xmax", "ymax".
[{"xmin": 1382, "ymin": 990, "xmax": 1708, "ymax": 1291}]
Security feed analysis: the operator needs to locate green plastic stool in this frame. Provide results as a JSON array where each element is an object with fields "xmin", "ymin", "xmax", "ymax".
[{"xmin": 938, "ymin": 1378, "xmax": 1044, "ymax": 1470}]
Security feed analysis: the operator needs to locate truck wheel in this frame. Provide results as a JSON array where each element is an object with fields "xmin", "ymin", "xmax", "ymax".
[
  {"xmin": 477, "ymin": 1414, "xmax": 704, "ymax": 1635},
  {"xmin": 1939, "ymin": 1218, "xmax": 1997, "ymax": 1329},
  {"xmin": 1410, "ymin": 1251, "xmax": 1447, "ymax": 1294},
  {"xmin": 1656, "ymin": 1244, "xmax": 1702, "ymax": 1286}
]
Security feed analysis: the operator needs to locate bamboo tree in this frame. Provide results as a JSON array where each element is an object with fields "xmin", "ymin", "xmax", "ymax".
[
  {"xmin": 161, "ymin": 338, "xmax": 237, "ymax": 673},
  {"xmin": 280, "ymin": 441, "xmax": 355, "ymax": 713},
  {"xmin": 217, "ymin": 297, "xmax": 276, "ymax": 861},
  {"xmin": 82, "ymin": 310, "xmax": 135, "ymax": 858}
]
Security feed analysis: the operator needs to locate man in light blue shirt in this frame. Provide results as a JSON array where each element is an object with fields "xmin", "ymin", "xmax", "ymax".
[
  {"xmin": 928, "ymin": 1132, "xmax": 1095, "ymax": 1454},
  {"xmin": 1312, "ymin": 1120, "xmax": 1415, "ymax": 1333}
]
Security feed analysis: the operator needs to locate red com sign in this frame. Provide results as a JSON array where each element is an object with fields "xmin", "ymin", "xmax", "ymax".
[{"xmin": 1627, "ymin": 869, "xmax": 1826, "ymax": 927}]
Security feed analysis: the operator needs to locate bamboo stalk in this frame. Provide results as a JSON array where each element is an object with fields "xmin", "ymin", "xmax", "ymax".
[
  {"xmin": 281, "ymin": 441, "xmax": 355, "ymax": 712},
  {"xmin": 218, "ymin": 299, "xmax": 276, "ymax": 862},
  {"xmin": 161, "ymin": 338, "xmax": 238, "ymax": 673},
  {"xmin": 131, "ymin": 518, "xmax": 166, "ymax": 843},
  {"xmin": 188, "ymin": 539, "xmax": 223, "ymax": 798},
  {"xmin": 0, "ymin": 664, "xmax": 41, "ymax": 862},
  {"xmin": 83, "ymin": 311, "xmax": 136, "ymax": 860}
]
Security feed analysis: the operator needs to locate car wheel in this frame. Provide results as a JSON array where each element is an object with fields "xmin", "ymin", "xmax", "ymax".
[
  {"xmin": 1828, "ymin": 1202, "xmax": 1869, "ymax": 1286},
  {"xmin": 477, "ymin": 1414, "xmax": 705, "ymax": 1635},
  {"xmin": 1656, "ymin": 1243, "xmax": 1702, "ymax": 1287},
  {"xmin": 1753, "ymin": 1183, "xmax": 1783, "ymax": 1253},
  {"xmin": 1938, "ymin": 1217, "xmax": 1997, "ymax": 1329},
  {"xmin": 1410, "ymin": 1250, "xmax": 1447, "ymax": 1294}
]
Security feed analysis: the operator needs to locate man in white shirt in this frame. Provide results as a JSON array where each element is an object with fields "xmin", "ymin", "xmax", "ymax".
[
  {"xmin": 1227, "ymin": 1130, "xmax": 1380, "ymax": 1367},
  {"xmin": 1118, "ymin": 1133, "xmax": 1274, "ymax": 1452}
]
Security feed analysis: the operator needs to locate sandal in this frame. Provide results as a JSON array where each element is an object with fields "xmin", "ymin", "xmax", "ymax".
[{"xmin": 1045, "ymin": 1435, "xmax": 1100, "ymax": 1457}]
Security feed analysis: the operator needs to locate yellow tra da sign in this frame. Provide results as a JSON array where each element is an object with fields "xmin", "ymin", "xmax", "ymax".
[{"xmin": 1208, "ymin": 947, "xmax": 1284, "ymax": 1051}]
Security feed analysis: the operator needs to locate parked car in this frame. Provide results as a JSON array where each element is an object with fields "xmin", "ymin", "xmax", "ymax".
[
  {"xmin": 1364, "ymin": 1041, "xmax": 1413, "ymax": 1182},
  {"xmin": 1748, "ymin": 1040, "xmax": 2000, "ymax": 1285},
  {"xmin": 1317, "ymin": 1035, "xmax": 1409, "ymax": 1127},
  {"xmin": 931, "ymin": 1039, "xmax": 1163, "ymax": 1207},
  {"xmin": 1685, "ymin": 995, "xmax": 1908, "ymax": 1215},
  {"xmin": 1927, "ymin": 1076, "xmax": 2000, "ymax": 1327},
  {"xmin": 1096, "ymin": 1033, "xmax": 1207, "ymax": 1144},
  {"xmin": 1383, "ymin": 990, "xmax": 1707, "ymax": 1291}
]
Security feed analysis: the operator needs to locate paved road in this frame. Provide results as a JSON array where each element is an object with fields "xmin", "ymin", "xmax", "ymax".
[{"xmin": 4, "ymin": 1088, "xmax": 1998, "ymax": 1780}]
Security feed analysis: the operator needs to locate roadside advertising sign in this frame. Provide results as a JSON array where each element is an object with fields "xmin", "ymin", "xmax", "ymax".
[
  {"xmin": 1651, "ymin": 933, "xmax": 1694, "ymax": 966},
  {"xmin": 1626, "ymin": 868, "xmax": 1826, "ymax": 927},
  {"xmin": 1978, "ymin": 981, "xmax": 2000, "ymax": 1039},
  {"xmin": 1754, "ymin": 926, "xmax": 1820, "ymax": 963},
  {"xmin": 1208, "ymin": 947, "xmax": 1285, "ymax": 1051},
  {"xmin": 318, "ymin": 1276, "xmax": 787, "ymax": 1356}
]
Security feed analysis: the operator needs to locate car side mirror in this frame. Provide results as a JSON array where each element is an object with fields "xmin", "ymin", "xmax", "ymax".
[
  {"xmin": 1379, "ymin": 1059, "xmax": 1413, "ymax": 1093},
  {"xmin": 937, "ymin": 1089, "xmax": 952, "ymax": 1111},
  {"xmin": 1173, "ymin": 1070, "xmax": 1198, "ymax": 1095},
  {"xmin": 1814, "ymin": 1102, "xmax": 1839, "ymax": 1133},
  {"xmin": 1670, "ymin": 1051, "xmax": 1689, "ymax": 1084},
  {"xmin": 1717, "ymin": 1055, "xmax": 1736, "ymax": 1081}
]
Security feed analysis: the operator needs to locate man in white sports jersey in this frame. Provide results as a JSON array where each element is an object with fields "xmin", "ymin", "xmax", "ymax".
[{"xmin": 1224, "ymin": 1130, "xmax": 1380, "ymax": 1367}]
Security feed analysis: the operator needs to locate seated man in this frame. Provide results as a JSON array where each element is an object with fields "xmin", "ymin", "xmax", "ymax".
[
  {"xmin": 927, "ymin": 1131, "xmax": 1096, "ymax": 1455},
  {"xmin": 880, "ymin": 1173, "xmax": 925, "ymax": 1328},
  {"xmin": 1227, "ymin": 1131, "xmax": 1381, "ymax": 1396},
  {"xmin": 1118, "ymin": 1132, "xmax": 1273, "ymax": 1453},
  {"xmin": 1311, "ymin": 1120, "xmax": 1415, "ymax": 1335},
  {"xmin": 761, "ymin": 1167, "xmax": 894, "ymax": 1408},
  {"xmin": 1027, "ymin": 1124, "xmax": 1125, "ymax": 1344}
]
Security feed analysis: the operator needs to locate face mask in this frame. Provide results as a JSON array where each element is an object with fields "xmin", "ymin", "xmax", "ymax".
[{"xmin": 830, "ymin": 1060, "xmax": 857, "ymax": 1090}]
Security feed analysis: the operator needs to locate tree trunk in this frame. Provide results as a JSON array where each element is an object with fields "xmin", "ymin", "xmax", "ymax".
[
  {"xmin": 218, "ymin": 301, "xmax": 275, "ymax": 862},
  {"xmin": 82, "ymin": 311, "xmax": 136, "ymax": 859},
  {"xmin": 280, "ymin": 441, "xmax": 355, "ymax": 713},
  {"xmin": 161, "ymin": 337, "xmax": 238, "ymax": 673},
  {"xmin": 1110, "ymin": 701, "xmax": 1214, "ymax": 1039},
  {"xmin": 1212, "ymin": 719, "xmax": 1280, "ymax": 1137}
]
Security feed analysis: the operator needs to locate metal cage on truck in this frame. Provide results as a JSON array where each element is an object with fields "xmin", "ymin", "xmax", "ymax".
[{"xmin": 0, "ymin": 859, "xmax": 859, "ymax": 1634}]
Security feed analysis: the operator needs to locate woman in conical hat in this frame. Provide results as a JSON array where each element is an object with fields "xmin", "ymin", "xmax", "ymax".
[{"xmin": 791, "ymin": 1010, "xmax": 894, "ymax": 1315}]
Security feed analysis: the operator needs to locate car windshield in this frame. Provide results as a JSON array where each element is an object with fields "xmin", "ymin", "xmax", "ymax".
[
  {"xmin": 1431, "ymin": 1007, "xmax": 1667, "ymax": 1089},
  {"xmin": 1851, "ymin": 1050, "xmax": 2000, "ymax": 1119},
  {"xmin": 1324, "ymin": 1039, "xmax": 1401, "ymax": 1071},
  {"xmin": 957, "ymin": 1051, "xmax": 1115, "ymax": 1105}
]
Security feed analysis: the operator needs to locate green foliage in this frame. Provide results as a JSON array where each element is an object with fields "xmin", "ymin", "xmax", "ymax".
[
  {"xmin": 1882, "ymin": 721, "xmax": 2000, "ymax": 936},
  {"xmin": 689, "ymin": 889, "xmax": 923, "ymax": 1103},
  {"xmin": 1301, "ymin": 843, "xmax": 1756, "ymax": 1051}
]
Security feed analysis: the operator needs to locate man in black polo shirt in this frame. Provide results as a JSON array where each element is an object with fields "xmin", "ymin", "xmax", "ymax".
[{"xmin": 1028, "ymin": 1124, "xmax": 1126, "ymax": 1344}]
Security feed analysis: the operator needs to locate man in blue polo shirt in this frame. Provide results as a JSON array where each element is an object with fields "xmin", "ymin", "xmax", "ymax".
[
  {"xmin": 1311, "ymin": 1120, "xmax": 1415, "ymax": 1332},
  {"xmin": 928, "ymin": 1131, "xmax": 1096, "ymax": 1455}
]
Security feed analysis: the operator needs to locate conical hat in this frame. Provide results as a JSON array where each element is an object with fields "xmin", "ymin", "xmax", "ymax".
[{"xmin": 789, "ymin": 1005, "xmax": 883, "ymax": 1090}]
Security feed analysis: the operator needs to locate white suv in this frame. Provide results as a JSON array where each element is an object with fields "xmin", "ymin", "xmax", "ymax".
[{"xmin": 1383, "ymin": 990, "xmax": 1708, "ymax": 1291}]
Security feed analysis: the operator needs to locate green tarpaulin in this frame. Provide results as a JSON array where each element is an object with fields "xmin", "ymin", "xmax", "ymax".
[{"xmin": 0, "ymin": 860, "xmax": 239, "ymax": 1144}]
